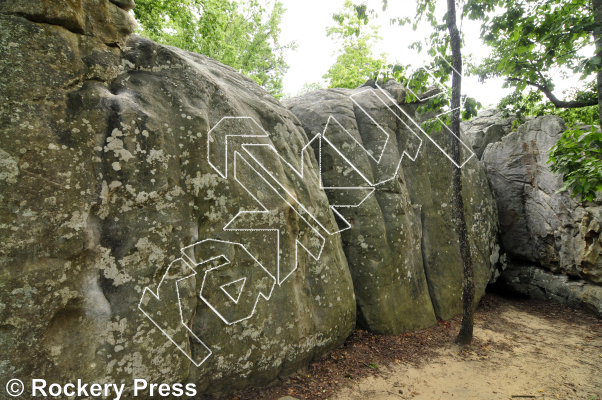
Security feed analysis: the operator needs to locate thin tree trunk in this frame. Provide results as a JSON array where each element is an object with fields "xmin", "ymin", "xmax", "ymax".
[
  {"xmin": 446, "ymin": 0, "xmax": 475, "ymax": 346},
  {"xmin": 593, "ymin": 0, "xmax": 602, "ymax": 127}
]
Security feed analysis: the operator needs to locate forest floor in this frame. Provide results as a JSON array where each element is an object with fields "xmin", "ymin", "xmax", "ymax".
[{"xmin": 224, "ymin": 293, "xmax": 602, "ymax": 400}]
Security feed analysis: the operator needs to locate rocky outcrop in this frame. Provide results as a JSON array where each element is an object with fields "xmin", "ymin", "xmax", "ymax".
[
  {"xmin": 284, "ymin": 80, "xmax": 502, "ymax": 326},
  {"xmin": 482, "ymin": 116, "xmax": 602, "ymax": 284},
  {"xmin": 460, "ymin": 109, "xmax": 515, "ymax": 159},
  {"xmin": 495, "ymin": 262, "xmax": 602, "ymax": 318},
  {"xmin": 0, "ymin": 7, "xmax": 356, "ymax": 398}
]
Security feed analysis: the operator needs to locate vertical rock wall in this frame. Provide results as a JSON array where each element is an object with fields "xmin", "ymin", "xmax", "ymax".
[{"xmin": 482, "ymin": 116, "xmax": 602, "ymax": 283}]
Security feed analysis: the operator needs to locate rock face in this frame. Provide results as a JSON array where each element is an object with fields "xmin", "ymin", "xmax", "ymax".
[
  {"xmin": 495, "ymin": 263, "xmax": 602, "ymax": 318},
  {"xmin": 460, "ymin": 109, "xmax": 515, "ymax": 159},
  {"xmin": 284, "ymin": 80, "xmax": 502, "ymax": 326},
  {"xmin": 0, "ymin": 0, "xmax": 137, "ymax": 46},
  {"xmin": 482, "ymin": 116, "xmax": 602, "ymax": 284},
  {"xmin": 0, "ymin": 8, "xmax": 356, "ymax": 398}
]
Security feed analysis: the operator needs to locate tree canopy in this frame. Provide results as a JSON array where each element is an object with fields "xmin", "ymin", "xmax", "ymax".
[
  {"xmin": 133, "ymin": 0, "xmax": 295, "ymax": 99},
  {"xmin": 468, "ymin": 0, "xmax": 598, "ymax": 114},
  {"xmin": 322, "ymin": 1, "xmax": 388, "ymax": 89},
  {"xmin": 377, "ymin": 1, "xmax": 482, "ymax": 131}
]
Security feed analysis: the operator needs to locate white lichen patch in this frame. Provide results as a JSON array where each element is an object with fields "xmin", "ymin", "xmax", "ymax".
[
  {"xmin": 0, "ymin": 148, "xmax": 19, "ymax": 184},
  {"xmin": 105, "ymin": 129, "xmax": 134, "ymax": 162},
  {"xmin": 119, "ymin": 237, "xmax": 166, "ymax": 274},
  {"xmin": 186, "ymin": 172, "xmax": 220, "ymax": 196},
  {"xmin": 95, "ymin": 247, "xmax": 134, "ymax": 286}
]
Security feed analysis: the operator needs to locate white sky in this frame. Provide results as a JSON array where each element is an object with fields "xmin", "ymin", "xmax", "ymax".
[{"xmin": 278, "ymin": 0, "xmax": 587, "ymax": 107}]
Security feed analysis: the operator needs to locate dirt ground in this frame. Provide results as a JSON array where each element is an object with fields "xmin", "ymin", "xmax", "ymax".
[{"xmin": 223, "ymin": 293, "xmax": 602, "ymax": 400}]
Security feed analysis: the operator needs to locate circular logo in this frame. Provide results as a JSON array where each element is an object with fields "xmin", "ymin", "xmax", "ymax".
[{"xmin": 6, "ymin": 379, "xmax": 24, "ymax": 397}]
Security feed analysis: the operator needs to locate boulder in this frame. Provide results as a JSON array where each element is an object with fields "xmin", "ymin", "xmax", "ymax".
[
  {"xmin": 0, "ymin": 9, "xmax": 356, "ymax": 399},
  {"xmin": 482, "ymin": 116, "xmax": 602, "ymax": 284},
  {"xmin": 460, "ymin": 108, "xmax": 515, "ymax": 159},
  {"xmin": 284, "ymin": 80, "xmax": 502, "ymax": 325}
]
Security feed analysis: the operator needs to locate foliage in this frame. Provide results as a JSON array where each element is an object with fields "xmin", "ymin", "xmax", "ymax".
[
  {"xmin": 380, "ymin": 1, "xmax": 482, "ymax": 131},
  {"xmin": 469, "ymin": 0, "xmax": 597, "ymax": 111},
  {"xmin": 323, "ymin": 1, "xmax": 388, "ymax": 89},
  {"xmin": 498, "ymin": 86, "xmax": 599, "ymax": 128},
  {"xmin": 549, "ymin": 125, "xmax": 602, "ymax": 201},
  {"xmin": 295, "ymin": 82, "xmax": 326, "ymax": 96},
  {"xmin": 133, "ymin": 0, "xmax": 295, "ymax": 99}
]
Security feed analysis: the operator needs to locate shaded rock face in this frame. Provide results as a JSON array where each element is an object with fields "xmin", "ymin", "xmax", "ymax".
[
  {"xmin": 482, "ymin": 116, "xmax": 602, "ymax": 284},
  {"xmin": 0, "ymin": 13, "xmax": 356, "ymax": 398},
  {"xmin": 460, "ymin": 109, "xmax": 515, "ymax": 159},
  {"xmin": 284, "ymin": 81, "xmax": 502, "ymax": 326},
  {"xmin": 494, "ymin": 262, "xmax": 602, "ymax": 318}
]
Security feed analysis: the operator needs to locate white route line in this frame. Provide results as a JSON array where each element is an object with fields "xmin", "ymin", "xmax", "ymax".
[
  {"xmin": 375, "ymin": 83, "xmax": 475, "ymax": 169},
  {"xmin": 242, "ymin": 142, "xmax": 353, "ymax": 236},
  {"xmin": 403, "ymin": 50, "xmax": 468, "ymax": 111},
  {"xmin": 138, "ymin": 259, "xmax": 212, "ymax": 367},
  {"xmin": 322, "ymin": 86, "xmax": 424, "ymax": 186},
  {"xmin": 220, "ymin": 277, "xmax": 246, "ymax": 304},
  {"xmin": 181, "ymin": 239, "xmax": 276, "ymax": 326},
  {"xmin": 207, "ymin": 116, "xmax": 269, "ymax": 179},
  {"xmin": 434, "ymin": 107, "xmax": 476, "ymax": 168},
  {"xmin": 347, "ymin": 90, "xmax": 392, "ymax": 164},
  {"xmin": 233, "ymin": 151, "xmax": 326, "ymax": 284}
]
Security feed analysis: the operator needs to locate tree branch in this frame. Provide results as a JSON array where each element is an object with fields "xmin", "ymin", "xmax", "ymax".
[{"xmin": 507, "ymin": 78, "xmax": 598, "ymax": 108}]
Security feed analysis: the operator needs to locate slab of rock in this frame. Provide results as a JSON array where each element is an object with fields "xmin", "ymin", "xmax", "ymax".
[
  {"xmin": 285, "ymin": 80, "xmax": 502, "ymax": 324},
  {"xmin": 0, "ymin": 11, "xmax": 356, "ymax": 399},
  {"xmin": 482, "ymin": 115, "xmax": 602, "ymax": 284},
  {"xmin": 494, "ymin": 262, "xmax": 602, "ymax": 318}
]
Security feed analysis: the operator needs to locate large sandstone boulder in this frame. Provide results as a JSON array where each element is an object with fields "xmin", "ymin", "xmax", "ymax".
[
  {"xmin": 0, "ymin": 8, "xmax": 356, "ymax": 398},
  {"xmin": 285, "ymin": 80, "xmax": 502, "ymax": 325},
  {"xmin": 482, "ymin": 116, "xmax": 602, "ymax": 284}
]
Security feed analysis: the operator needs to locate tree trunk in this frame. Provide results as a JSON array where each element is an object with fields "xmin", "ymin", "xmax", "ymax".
[
  {"xmin": 446, "ymin": 0, "xmax": 475, "ymax": 346},
  {"xmin": 593, "ymin": 0, "xmax": 602, "ymax": 127}
]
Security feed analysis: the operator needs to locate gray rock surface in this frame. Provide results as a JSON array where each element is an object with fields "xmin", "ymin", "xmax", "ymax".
[
  {"xmin": 285, "ymin": 80, "xmax": 502, "ymax": 325},
  {"xmin": 495, "ymin": 262, "xmax": 602, "ymax": 318},
  {"xmin": 0, "ymin": 7, "xmax": 356, "ymax": 398},
  {"xmin": 0, "ymin": 0, "xmax": 136, "ymax": 46},
  {"xmin": 482, "ymin": 116, "xmax": 602, "ymax": 284},
  {"xmin": 460, "ymin": 108, "xmax": 515, "ymax": 159}
]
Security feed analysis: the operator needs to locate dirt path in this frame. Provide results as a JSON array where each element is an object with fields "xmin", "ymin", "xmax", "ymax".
[
  {"xmin": 334, "ymin": 305, "xmax": 602, "ymax": 400},
  {"xmin": 228, "ymin": 294, "xmax": 602, "ymax": 400}
]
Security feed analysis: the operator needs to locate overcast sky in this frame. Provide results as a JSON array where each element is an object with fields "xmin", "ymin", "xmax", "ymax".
[{"xmin": 277, "ymin": 0, "xmax": 586, "ymax": 108}]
